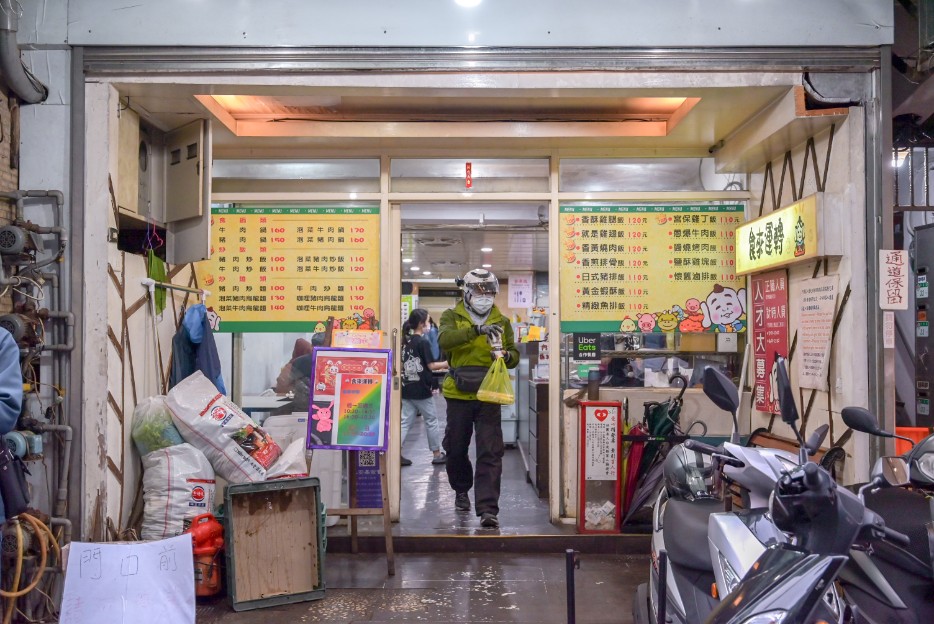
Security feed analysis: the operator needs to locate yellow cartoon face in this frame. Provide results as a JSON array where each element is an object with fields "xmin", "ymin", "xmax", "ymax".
[
  {"xmin": 619, "ymin": 318, "xmax": 637, "ymax": 332},
  {"xmin": 341, "ymin": 318, "xmax": 358, "ymax": 330},
  {"xmin": 656, "ymin": 311, "xmax": 680, "ymax": 332},
  {"xmin": 313, "ymin": 322, "xmax": 327, "ymax": 333}
]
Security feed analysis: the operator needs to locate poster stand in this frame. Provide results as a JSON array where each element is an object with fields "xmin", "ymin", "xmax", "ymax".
[
  {"xmin": 305, "ymin": 343, "xmax": 395, "ymax": 576},
  {"xmin": 578, "ymin": 400, "xmax": 623, "ymax": 534}
]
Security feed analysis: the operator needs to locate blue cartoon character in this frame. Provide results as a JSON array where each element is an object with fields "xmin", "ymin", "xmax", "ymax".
[
  {"xmin": 701, "ymin": 284, "xmax": 747, "ymax": 333},
  {"xmin": 671, "ymin": 305, "xmax": 686, "ymax": 321}
]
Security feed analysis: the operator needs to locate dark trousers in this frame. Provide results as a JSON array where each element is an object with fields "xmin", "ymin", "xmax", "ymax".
[{"xmin": 442, "ymin": 398, "xmax": 504, "ymax": 516}]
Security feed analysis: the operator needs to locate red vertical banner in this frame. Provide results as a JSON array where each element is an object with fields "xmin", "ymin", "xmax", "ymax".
[
  {"xmin": 465, "ymin": 162, "xmax": 473, "ymax": 189},
  {"xmin": 751, "ymin": 270, "xmax": 789, "ymax": 414}
]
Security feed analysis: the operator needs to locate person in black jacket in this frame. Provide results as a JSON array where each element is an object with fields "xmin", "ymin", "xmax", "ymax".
[{"xmin": 400, "ymin": 308, "xmax": 447, "ymax": 465}]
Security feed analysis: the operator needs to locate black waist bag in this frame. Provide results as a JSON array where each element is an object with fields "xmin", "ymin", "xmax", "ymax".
[
  {"xmin": 0, "ymin": 446, "xmax": 29, "ymax": 518},
  {"xmin": 450, "ymin": 366, "xmax": 490, "ymax": 394}
]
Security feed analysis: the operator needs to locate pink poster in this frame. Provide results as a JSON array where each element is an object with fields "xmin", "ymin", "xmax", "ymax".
[{"xmin": 752, "ymin": 270, "xmax": 789, "ymax": 414}]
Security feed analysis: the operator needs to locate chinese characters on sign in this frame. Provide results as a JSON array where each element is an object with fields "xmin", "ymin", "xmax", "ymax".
[
  {"xmin": 751, "ymin": 270, "xmax": 789, "ymax": 414},
  {"xmin": 795, "ymin": 275, "xmax": 838, "ymax": 391},
  {"xmin": 559, "ymin": 205, "xmax": 746, "ymax": 333},
  {"xmin": 736, "ymin": 195, "xmax": 820, "ymax": 275},
  {"xmin": 579, "ymin": 401, "xmax": 621, "ymax": 534},
  {"xmin": 879, "ymin": 250, "xmax": 909, "ymax": 310},
  {"xmin": 195, "ymin": 206, "xmax": 381, "ymax": 332},
  {"xmin": 508, "ymin": 273, "xmax": 534, "ymax": 309}
]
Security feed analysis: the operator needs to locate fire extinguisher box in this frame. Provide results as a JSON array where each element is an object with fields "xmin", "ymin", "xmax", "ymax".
[
  {"xmin": 578, "ymin": 401, "xmax": 622, "ymax": 534},
  {"xmin": 225, "ymin": 477, "xmax": 326, "ymax": 611}
]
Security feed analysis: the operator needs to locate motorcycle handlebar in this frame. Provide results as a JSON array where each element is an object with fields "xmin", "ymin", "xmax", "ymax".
[
  {"xmin": 684, "ymin": 439, "xmax": 720, "ymax": 455},
  {"xmin": 879, "ymin": 525, "xmax": 912, "ymax": 548}
]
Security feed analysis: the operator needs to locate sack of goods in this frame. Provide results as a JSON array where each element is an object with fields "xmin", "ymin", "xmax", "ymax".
[
  {"xmin": 141, "ymin": 443, "xmax": 215, "ymax": 540},
  {"xmin": 166, "ymin": 371, "xmax": 283, "ymax": 483},
  {"xmin": 131, "ymin": 395, "xmax": 184, "ymax": 457},
  {"xmin": 476, "ymin": 358, "xmax": 515, "ymax": 405}
]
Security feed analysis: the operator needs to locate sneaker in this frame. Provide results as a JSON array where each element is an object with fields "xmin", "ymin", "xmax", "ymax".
[
  {"xmin": 431, "ymin": 452, "xmax": 447, "ymax": 464},
  {"xmin": 400, "ymin": 456, "xmax": 412, "ymax": 466},
  {"xmin": 455, "ymin": 492, "xmax": 470, "ymax": 512},
  {"xmin": 480, "ymin": 512, "xmax": 499, "ymax": 528}
]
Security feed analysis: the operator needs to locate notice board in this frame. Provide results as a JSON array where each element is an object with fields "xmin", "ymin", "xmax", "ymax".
[
  {"xmin": 559, "ymin": 205, "xmax": 746, "ymax": 333},
  {"xmin": 195, "ymin": 206, "xmax": 380, "ymax": 332},
  {"xmin": 795, "ymin": 275, "xmax": 838, "ymax": 391},
  {"xmin": 305, "ymin": 347, "xmax": 391, "ymax": 451}
]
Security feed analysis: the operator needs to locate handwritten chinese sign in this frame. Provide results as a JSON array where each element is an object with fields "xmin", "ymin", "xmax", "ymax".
[
  {"xmin": 795, "ymin": 275, "xmax": 838, "ymax": 391},
  {"xmin": 879, "ymin": 250, "xmax": 909, "ymax": 310},
  {"xmin": 61, "ymin": 534, "xmax": 195, "ymax": 624},
  {"xmin": 751, "ymin": 270, "xmax": 789, "ymax": 414},
  {"xmin": 579, "ymin": 401, "xmax": 621, "ymax": 534},
  {"xmin": 559, "ymin": 205, "xmax": 746, "ymax": 333},
  {"xmin": 736, "ymin": 195, "xmax": 820, "ymax": 275},
  {"xmin": 194, "ymin": 206, "xmax": 381, "ymax": 332}
]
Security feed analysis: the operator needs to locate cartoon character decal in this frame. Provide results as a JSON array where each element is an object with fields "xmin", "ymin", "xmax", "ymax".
[
  {"xmin": 671, "ymin": 305, "xmax": 686, "ymax": 321},
  {"xmin": 619, "ymin": 317, "xmax": 637, "ymax": 332},
  {"xmin": 312, "ymin": 401, "xmax": 334, "ymax": 433},
  {"xmin": 656, "ymin": 310, "xmax": 680, "ymax": 333},
  {"xmin": 701, "ymin": 284, "xmax": 747, "ymax": 333},
  {"xmin": 636, "ymin": 313, "xmax": 657, "ymax": 333},
  {"xmin": 341, "ymin": 317, "xmax": 358, "ymax": 330},
  {"xmin": 205, "ymin": 307, "xmax": 221, "ymax": 331},
  {"xmin": 362, "ymin": 360, "xmax": 380, "ymax": 375},
  {"xmin": 794, "ymin": 215, "xmax": 806, "ymax": 257},
  {"xmin": 362, "ymin": 308, "xmax": 379, "ymax": 330},
  {"xmin": 313, "ymin": 321, "xmax": 327, "ymax": 334}
]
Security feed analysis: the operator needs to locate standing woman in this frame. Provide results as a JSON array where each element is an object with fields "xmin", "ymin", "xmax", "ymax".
[{"xmin": 400, "ymin": 308, "xmax": 447, "ymax": 466}]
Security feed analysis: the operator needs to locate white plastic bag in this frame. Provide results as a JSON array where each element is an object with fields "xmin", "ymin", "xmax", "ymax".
[
  {"xmin": 166, "ymin": 371, "xmax": 282, "ymax": 483},
  {"xmin": 265, "ymin": 439, "xmax": 309, "ymax": 480},
  {"xmin": 131, "ymin": 396, "xmax": 184, "ymax": 457},
  {"xmin": 141, "ymin": 443, "xmax": 215, "ymax": 540}
]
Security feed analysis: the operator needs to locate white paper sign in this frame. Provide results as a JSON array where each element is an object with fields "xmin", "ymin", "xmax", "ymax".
[
  {"xmin": 507, "ymin": 273, "xmax": 534, "ymax": 309},
  {"xmin": 883, "ymin": 311, "xmax": 895, "ymax": 349},
  {"xmin": 60, "ymin": 534, "xmax": 195, "ymax": 624},
  {"xmin": 795, "ymin": 275, "xmax": 838, "ymax": 391},
  {"xmin": 582, "ymin": 403, "xmax": 619, "ymax": 481},
  {"xmin": 879, "ymin": 250, "xmax": 909, "ymax": 310}
]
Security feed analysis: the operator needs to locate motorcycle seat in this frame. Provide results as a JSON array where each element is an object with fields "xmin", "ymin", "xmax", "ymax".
[{"xmin": 662, "ymin": 497, "xmax": 722, "ymax": 571}]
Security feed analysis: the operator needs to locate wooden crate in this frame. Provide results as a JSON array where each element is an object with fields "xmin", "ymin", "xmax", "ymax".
[{"xmin": 225, "ymin": 477, "xmax": 325, "ymax": 611}]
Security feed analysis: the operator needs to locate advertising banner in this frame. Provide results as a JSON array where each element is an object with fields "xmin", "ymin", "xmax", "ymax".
[
  {"xmin": 559, "ymin": 205, "xmax": 746, "ymax": 333},
  {"xmin": 306, "ymin": 348, "xmax": 391, "ymax": 451},
  {"xmin": 194, "ymin": 206, "xmax": 380, "ymax": 332},
  {"xmin": 751, "ymin": 270, "xmax": 789, "ymax": 414}
]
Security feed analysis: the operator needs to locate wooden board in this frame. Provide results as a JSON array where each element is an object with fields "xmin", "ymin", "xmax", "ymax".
[{"xmin": 229, "ymin": 486, "xmax": 320, "ymax": 602}]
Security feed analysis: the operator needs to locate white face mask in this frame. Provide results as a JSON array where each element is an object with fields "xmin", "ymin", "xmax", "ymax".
[{"xmin": 469, "ymin": 295, "xmax": 494, "ymax": 314}]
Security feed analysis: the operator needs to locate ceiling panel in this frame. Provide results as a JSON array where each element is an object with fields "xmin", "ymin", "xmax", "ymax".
[{"xmin": 401, "ymin": 228, "xmax": 549, "ymax": 281}]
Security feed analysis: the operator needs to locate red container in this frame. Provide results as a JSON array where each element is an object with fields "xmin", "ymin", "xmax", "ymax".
[
  {"xmin": 895, "ymin": 427, "xmax": 933, "ymax": 455},
  {"xmin": 185, "ymin": 513, "xmax": 225, "ymax": 597}
]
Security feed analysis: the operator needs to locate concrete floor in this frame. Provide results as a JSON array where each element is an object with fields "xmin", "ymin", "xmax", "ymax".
[{"xmin": 202, "ymin": 395, "xmax": 648, "ymax": 622}]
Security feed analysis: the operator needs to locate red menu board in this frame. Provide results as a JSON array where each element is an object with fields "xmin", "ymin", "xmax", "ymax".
[{"xmin": 752, "ymin": 270, "xmax": 789, "ymax": 414}]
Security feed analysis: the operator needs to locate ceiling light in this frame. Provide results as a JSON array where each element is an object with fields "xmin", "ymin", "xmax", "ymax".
[
  {"xmin": 422, "ymin": 271, "xmax": 432, "ymax": 275},
  {"xmin": 402, "ymin": 258, "xmax": 413, "ymax": 263},
  {"xmin": 481, "ymin": 247, "xmax": 493, "ymax": 252},
  {"xmin": 455, "ymin": 0, "xmax": 482, "ymax": 7},
  {"xmin": 482, "ymin": 263, "xmax": 492, "ymax": 268},
  {"xmin": 410, "ymin": 266, "xmax": 420, "ymax": 271}
]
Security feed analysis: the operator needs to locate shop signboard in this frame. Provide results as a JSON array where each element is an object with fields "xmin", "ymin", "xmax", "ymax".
[
  {"xmin": 794, "ymin": 275, "xmax": 838, "ymax": 391},
  {"xmin": 194, "ymin": 206, "xmax": 381, "ymax": 332},
  {"xmin": 578, "ymin": 401, "xmax": 622, "ymax": 534},
  {"xmin": 508, "ymin": 273, "xmax": 534, "ymax": 309},
  {"xmin": 559, "ymin": 205, "xmax": 745, "ymax": 333},
  {"xmin": 305, "ymin": 347, "xmax": 391, "ymax": 451},
  {"xmin": 751, "ymin": 270, "xmax": 789, "ymax": 414},
  {"xmin": 736, "ymin": 194, "xmax": 822, "ymax": 275},
  {"xmin": 572, "ymin": 333, "xmax": 601, "ymax": 361},
  {"xmin": 879, "ymin": 249, "xmax": 909, "ymax": 310}
]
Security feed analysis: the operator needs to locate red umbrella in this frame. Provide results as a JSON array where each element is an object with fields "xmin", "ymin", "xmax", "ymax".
[{"xmin": 622, "ymin": 422, "xmax": 648, "ymax": 515}]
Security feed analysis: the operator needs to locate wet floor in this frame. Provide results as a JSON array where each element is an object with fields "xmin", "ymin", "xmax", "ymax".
[{"xmin": 203, "ymin": 395, "xmax": 648, "ymax": 622}]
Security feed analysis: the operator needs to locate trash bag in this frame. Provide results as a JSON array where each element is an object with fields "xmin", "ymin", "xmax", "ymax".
[
  {"xmin": 131, "ymin": 396, "xmax": 184, "ymax": 457},
  {"xmin": 476, "ymin": 358, "xmax": 514, "ymax": 405}
]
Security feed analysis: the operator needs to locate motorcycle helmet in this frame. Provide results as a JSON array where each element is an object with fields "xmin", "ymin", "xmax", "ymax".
[
  {"xmin": 663, "ymin": 444, "xmax": 716, "ymax": 501},
  {"xmin": 461, "ymin": 268, "xmax": 499, "ymax": 315}
]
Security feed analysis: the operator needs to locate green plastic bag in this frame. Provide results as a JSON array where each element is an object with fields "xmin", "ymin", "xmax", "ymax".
[{"xmin": 476, "ymin": 358, "xmax": 514, "ymax": 405}]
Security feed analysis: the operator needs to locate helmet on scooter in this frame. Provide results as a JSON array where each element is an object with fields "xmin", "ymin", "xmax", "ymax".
[{"xmin": 663, "ymin": 445, "xmax": 716, "ymax": 501}]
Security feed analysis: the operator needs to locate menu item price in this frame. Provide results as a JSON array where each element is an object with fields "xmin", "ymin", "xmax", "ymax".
[
  {"xmin": 195, "ymin": 206, "xmax": 380, "ymax": 332},
  {"xmin": 560, "ymin": 205, "xmax": 746, "ymax": 333}
]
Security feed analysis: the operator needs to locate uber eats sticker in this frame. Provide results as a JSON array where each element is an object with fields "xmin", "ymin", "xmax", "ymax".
[{"xmin": 573, "ymin": 333, "xmax": 601, "ymax": 361}]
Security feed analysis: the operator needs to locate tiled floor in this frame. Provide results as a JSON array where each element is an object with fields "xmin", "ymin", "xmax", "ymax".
[{"xmin": 204, "ymin": 395, "xmax": 648, "ymax": 622}]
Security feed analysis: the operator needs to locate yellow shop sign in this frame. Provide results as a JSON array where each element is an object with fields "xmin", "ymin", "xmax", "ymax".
[{"xmin": 736, "ymin": 194, "xmax": 825, "ymax": 275}]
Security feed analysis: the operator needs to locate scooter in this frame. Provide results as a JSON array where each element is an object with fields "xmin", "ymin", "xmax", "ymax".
[{"xmin": 632, "ymin": 360, "xmax": 838, "ymax": 624}]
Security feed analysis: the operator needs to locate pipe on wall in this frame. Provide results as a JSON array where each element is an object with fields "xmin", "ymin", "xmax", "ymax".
[{"xmin": 0, "ymin": 1, "xmax": 47, "ymax": 104}]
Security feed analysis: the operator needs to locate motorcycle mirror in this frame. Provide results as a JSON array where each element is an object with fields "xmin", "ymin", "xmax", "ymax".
[
  {"xmin": 841, "ymin": 406, "xmax": 891, "ymax": 437},
  {"xmin": 702, "ymin": 367, "xmax": 739, "ymax": 413},
  {"xmin": 805, "ymin": 424, "xmax": 829, "ymax": 456},
  {"xmin": 879, "ymin": 456, "xmax": 911, "ymax": 487},
  {"xmin": 775, "ymin": 356, "xmax": 798, "ymax": 426}
]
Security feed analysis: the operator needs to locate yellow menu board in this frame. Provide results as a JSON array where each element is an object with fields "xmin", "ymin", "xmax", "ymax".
[
  {"xmin": 559, "ymin": 205, "xmax": 746, "ymax": 333},
  {"xmin": 194, "ymin": 206, "xmax": 380, "ymax": 332}
]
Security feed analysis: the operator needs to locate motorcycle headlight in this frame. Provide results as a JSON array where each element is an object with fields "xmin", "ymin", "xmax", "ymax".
[
  {"xmin": 740, "ymin": 610, "xmax": 787, "ymax": 624},
  {"xmin": 717, "ymin": 552, "xmax": 741, "ymax": 594},
  {"xmin": 915, "ymin": 452, "xmax": 934, "ymax": 481}
]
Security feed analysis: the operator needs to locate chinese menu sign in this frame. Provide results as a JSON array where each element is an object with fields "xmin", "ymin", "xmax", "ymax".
[
  {"xmin": 195, "ymin": 206, "xmax": 380, "ymax": 333},
  {"xmin": 306, "ymin": 348, "xmax": 391, "ymax": 451},
  {"xmin": 794, "ymin": 275, "xmax": 838, "ymax": 391},
  {"xmin": 559, "ymin": 205, "xmax": 746, "ymax": 333},
  {"xmin": 508, "ymin": 273, "xmax": 534, "ymax": 309},
  {"xmin": 736, "ymin": 194, "xmax": 819, "ymax": 275},
  {"xmin": 879, "ymin": 250, "xmax": 909, "ymax": 310},
  {"xmin": 751, "ymin": 270, "xmax": 788, "ymax": 414}
]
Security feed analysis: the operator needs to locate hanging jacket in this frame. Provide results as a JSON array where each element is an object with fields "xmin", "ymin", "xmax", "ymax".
[
  {"xmin": 0, "ymin": 328, "xmax": 23, "ymax": 524},
  {"xmin": 169, "ymin": 304, "xmax": 226, "ymax": 394},
  {"xmin": 438, "ymin": 301, "xmax": 518, "ymax": 401}
]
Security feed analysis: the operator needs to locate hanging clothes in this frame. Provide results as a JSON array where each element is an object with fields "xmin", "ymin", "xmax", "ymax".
[{"xmin": 169, "ymin": 303, "xmax": 226, "ymax": 394}]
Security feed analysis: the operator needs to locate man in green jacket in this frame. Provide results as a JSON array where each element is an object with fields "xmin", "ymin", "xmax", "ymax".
[{"xmin": 439, "ymin": 268, "xmax": 520, "ymax": 528}]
